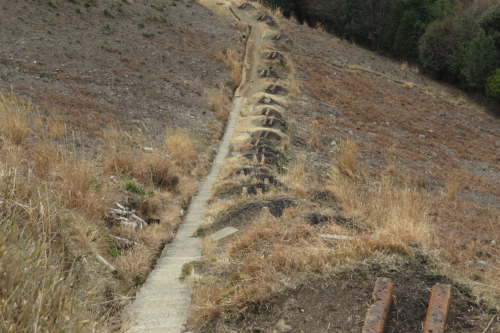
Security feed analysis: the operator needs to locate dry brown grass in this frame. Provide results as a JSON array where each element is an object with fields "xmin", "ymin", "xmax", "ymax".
[
  {"xmin": 310, "ymin": 120, "xmax": 321, "ymax": 148},
  {"xmin": 0, "ymin": 91, "xmax": 32, "ymax": 145},
  {"xmin": 208, "ymin": 91, "xmax": 231, "ymax": 121},
  {"xmin": 0, "ymin": 91, "xmax": 206, "ymax": 331},
  {"xmin": 187, "ymin": 170, "xmax": 435, "ymax": 329},
  {"xmin": 279, "ymin": 154, "xmax": 308, "ymax": 197},
  {"xmin": 165, "ymin": 127, "xmax": 199, "ymax": 171},
  {"xmin": 315, "ymin": 22, "xmax": 326, "ymax": 34},
  {"xmin": 401, "ymin": 61, "xmax": 409, "ymax": 73},
  {"xmin": 336, "ymin": 140, "xmax": 358, "ymax": 177},
  {"xmin": 217, "ymin": 47, "xmax": 242, "ymax": 86},
  {"xmin": 404, "ymin": 81, "xmax": 414, "ymax": 89},
  {"xmin": 444, "ymin": 173, "xmax": 459, "ymax": 199}
]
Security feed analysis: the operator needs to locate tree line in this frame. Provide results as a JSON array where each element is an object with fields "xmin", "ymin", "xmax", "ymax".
[{"xmin": 265, "ymin": 0, "xmax": 500, "ymax": 101}]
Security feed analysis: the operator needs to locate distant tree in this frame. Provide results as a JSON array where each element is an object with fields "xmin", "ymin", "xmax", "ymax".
[
  {"xmin": 428, "ymin": 0, "xmax": 460, "ymax": 20},
  {"xmin": 383, "ymin": 0, "xmax": 431, "ymax": 58},
  {"xmin": 419, "ymin": 9, "xmax": 479, "ymax": 71},
  {"xmin": 486, "ymin": 68, "xmax": 500, "ymax": 101},
  {"xmin": 266, "ymin": 0, "xmax": 298, "ymax": 18},
  {"xmin": 448, "ymin": 30, "xmax": 500, "ymax": 90},
  {"xmin": 393, "ymin": 10, "xmax": 427, "ymax": 58},
  {"xmin": 478, "ymin": 4, "xmax": 500, "ymax": 48},
  {"xmin": 342, "ymin": 0, "xmax": 377, "ymax": 43}
]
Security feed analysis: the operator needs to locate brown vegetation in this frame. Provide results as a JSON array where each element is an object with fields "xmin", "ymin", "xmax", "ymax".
[{"xmin": 0, "ymin": 91, "xmax": 203, "ymax": 331}]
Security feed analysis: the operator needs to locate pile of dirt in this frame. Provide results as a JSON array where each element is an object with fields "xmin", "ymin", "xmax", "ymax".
[
  {"xmin": 212, "ymin": 260, "xmax": 499, "ymax": 333},
  {"xmin": 198, "ymin": 198, "xmax": 297, "ymax": 237}
]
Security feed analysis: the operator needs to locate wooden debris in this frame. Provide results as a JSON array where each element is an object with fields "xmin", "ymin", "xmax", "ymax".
[
  {"xmin": 112, "ymin": 235, "xmax": 137, "ymax": 248},
  {"xmin": 95, "ymin": 254, "xmax": 117, "ymax": 274}
]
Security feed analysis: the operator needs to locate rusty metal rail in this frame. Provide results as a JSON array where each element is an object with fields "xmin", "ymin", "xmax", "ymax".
[{"xmin": 362, "ymin": 278, "xmax": 452, "ymax": 333}]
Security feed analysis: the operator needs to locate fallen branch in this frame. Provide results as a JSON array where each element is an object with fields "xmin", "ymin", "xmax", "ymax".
[
  {"xmin": 116, "ymin": 203, "xmax": 127, "ymax": 211},
  {"xmin": 110, "ymin": 208, "xmax": 128, "ymax": 217},
  {"xmin": 94, "ymin": 254, "xmax": 117, "ymax": 274},
  {"xmin": 483, "ymin": 315, "xmax": 497, "ymax": 333},
  {"xmin": 320, "ymin": 101, "xmax": 336, "ymax": 109},
  {"xmin": 131, "ymin": 213, "xmax": 148, "ymax": 228},
  {"xmin": 112, "ymin": 235, "xmax": 137, "ymax": 248}
]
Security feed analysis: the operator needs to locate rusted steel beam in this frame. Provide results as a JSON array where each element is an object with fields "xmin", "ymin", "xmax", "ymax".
[
  {"xmin": 423, "ymin": 284, "xmax": 451, "ymax": 333},
  {"xmin": 362, "ymin": 277, "xmax": 394, "ymax": 333}
]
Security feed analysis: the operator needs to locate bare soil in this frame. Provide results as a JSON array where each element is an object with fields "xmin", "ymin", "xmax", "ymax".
[{"xmin": 0, "ymin": 0, "xmax": 238, "ymax": 145}]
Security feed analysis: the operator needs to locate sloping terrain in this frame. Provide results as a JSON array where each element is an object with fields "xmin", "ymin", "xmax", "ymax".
[
  {"xmin": 0, "ymin": 0, "xmax": 237, "ymax": 140},
  {"xmin": 1, "ymin": 0, "xmax": 500, "ymax": 332},
  {"xmin": 0, "ymin": 0, "xmax": 240, "ymax": 331},
  {"xmin": 172, "ymin": 1, "xmax": 500, "ymax": 332}
]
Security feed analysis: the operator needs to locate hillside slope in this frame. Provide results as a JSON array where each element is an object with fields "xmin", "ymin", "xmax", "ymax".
[
  {"xmin": 170, "ymin": 1, "xmax": 500, "ymax": 332},
  {"xmin": 0, "ymin": 0, "xmax": 241, "ymax": 331},
  {"xmin": 1, "ymin": 0, "xmax": 500, "ymax": 332}
]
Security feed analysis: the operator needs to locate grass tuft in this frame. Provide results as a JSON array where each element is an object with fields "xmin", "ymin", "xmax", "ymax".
[
  {"xmin": 165, "ymin": 127, "xmax": 199, "ymax": 170},
  {"xmin": 336, "ymin": 140, "xmax": 358, "ymax": 177}
]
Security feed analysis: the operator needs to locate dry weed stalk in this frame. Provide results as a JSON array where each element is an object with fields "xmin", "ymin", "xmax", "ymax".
[
  {"xmin": 404, "ymin": 81, "xmax": 414, "ymax": 89},
  {"xmin": 444, "ymin": 173, "xmax": 459, "ymax": 199},
  {"xmin": 329, "ymin": 173, "xmax": 434, "ymax": 251},
  {"xmin": 310, "ymin": 120, "xmax": 321, "ymax": 148},
  {"xmin": 336, "ymin": 140, "xmax": 358, "ymax": 177},
  {"xmin": 208, "ymin": 90, "xmax": 230, "ymax": 121},
  {"xmin": 165, "ymin": 127, "xmax": 199, "ymax": 171},
  {"xmin": 279, "ymin": 154, "xmax": 308, "ymax": 197},
  {"xmin": 0, "ymin": 91, "xmax": 32, "ymax": 145},
  {"xmin": 315, "ymin": 22, "xmax": 326, "ymax": 34},
  {"xmin": 401, "ymin": 61, "xmax": 409, "ymax": 73}
]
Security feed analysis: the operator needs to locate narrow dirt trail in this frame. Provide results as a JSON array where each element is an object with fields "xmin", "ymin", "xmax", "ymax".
[{"xmin": 122, "ymin": 2, "xmax": 286, "ymax": 332}]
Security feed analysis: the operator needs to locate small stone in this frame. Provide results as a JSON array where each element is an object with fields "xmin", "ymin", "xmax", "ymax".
[
  {"xmin": 216, "ymin": 2, "xmax": 223, "ymax": 4},
  {"xmin": 110, "ymin": 176, "xmax": 116, "ymax": 180},
  {"xmin": 180, "ymin": 209, "xmax": 185, "ymax": 216},
  {"xmin": 465, "ymin": 260, "xmax": 474, "ymax": 266},
  {"xmin": 477, "ymin": 260, "xmax": 487, "ymax": 269},
  {"xmin": 492, "ymin": 240, "xmax": 496, "ymax": 245},
  {"xmin": 143, "ymin": 147, "xmax": 154, "ymax": 152},
  {"xmin": 276, "ymin": 319, "xmax": 291, "ymax": 332},
  {"xmin": 348, "ymin": 130, "xmax": 353, "ymax": 135},
  {"xmin": 331, "ymin": 140, "xmax": 337, "ymax": 146}
]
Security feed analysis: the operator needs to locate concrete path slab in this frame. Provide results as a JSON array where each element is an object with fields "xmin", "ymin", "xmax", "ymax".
[
  {"xmin": 210, "ymin": 226, "xmax": 239, "ymax": 241},
  {"xmin": 122, "ymin": 97, "xmax": 244, "ymax": 332}
]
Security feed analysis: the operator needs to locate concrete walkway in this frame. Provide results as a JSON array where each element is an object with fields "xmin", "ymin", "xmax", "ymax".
[{"xmin": 122, "ymin": 97, "xmax": 243, "ymax": 332}]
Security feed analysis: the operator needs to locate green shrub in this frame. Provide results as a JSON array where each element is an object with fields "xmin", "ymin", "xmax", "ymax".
[
  {"xmin": 486, "ymin": 68, "xmax": 500, "ymax": 101},
  {"xmin": 67, "ymin": 0, "xmax": 81, "ymax": 4},
  {"xmin": 48, "ymin": 0, "xmax": 58, "ymax": 8},
  {"xmin": 103, "ymin": 8, "xmax": 114, "ymax": 17},
  {"xmin": 84, "ymin": 0, "xmax": 97, "ymax": 7},
  {"xmin": 123, "ymin": 179, "xmax": 145, "ymax": 195},
  {"xmin": 107, "ymin": 235, "xmax": 121, "ymax": 258}
]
